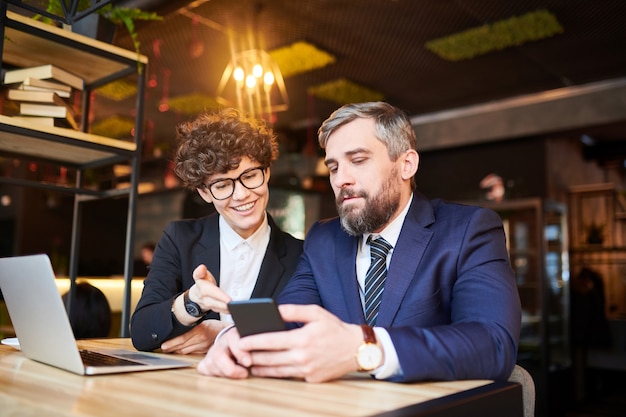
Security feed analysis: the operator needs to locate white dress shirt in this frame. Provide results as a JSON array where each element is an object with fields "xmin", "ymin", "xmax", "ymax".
[
  {"xmin": 356, "ymin": 193, "xmax": 413, "ymax": 379},
  {"xmin": 218, "ymin": 214, "xmax": 271, "ymax": 323}
]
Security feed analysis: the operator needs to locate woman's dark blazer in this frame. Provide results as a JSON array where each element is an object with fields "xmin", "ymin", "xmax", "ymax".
[{"xmin": 130, "ymin": 213, "xmax": 303, "ymax": 351}]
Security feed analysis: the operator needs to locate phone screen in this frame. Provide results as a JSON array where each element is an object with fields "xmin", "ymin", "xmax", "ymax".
[{"xmin": 228, "ymin": 298, "xmax": 286, "ymax": 337}]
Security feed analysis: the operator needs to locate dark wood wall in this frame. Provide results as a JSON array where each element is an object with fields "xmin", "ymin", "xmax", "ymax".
[{"xmin": 417, "ymin": 136, "xmax": 548, "ymax": 202}]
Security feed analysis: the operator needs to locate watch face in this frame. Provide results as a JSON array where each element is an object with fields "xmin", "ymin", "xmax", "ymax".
[
  {"xmin": 185, "ymin": 302, "xmax": 201, "ymax": 317},
  {"xmin": 357, "ymin": 343, "xmax": 383, "ymax": 371},
  {"xmin": 185, "ymin": 300, "xmax": 202, "ymax": 317},
  {"xmin": 183, "ymin": 290, "xmax": 203, "ymax": 317}
]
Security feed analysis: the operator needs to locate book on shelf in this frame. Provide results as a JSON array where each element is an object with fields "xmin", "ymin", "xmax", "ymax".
[
  {"xmin": 19, "ymin": 77, "xmax": 72, "ymax": 98},
  {"xmin": 19, "ymin": 103, "xmax": 79, "ymax": 130},
  {"xmin": 10, "ymin": 115, "xmax": 55, "ymax": 127},
  {"xmin": 10, "ymin": 115, "xmax": 80, "ymax": 130},
  {"xmin": 2, "ymin": 64, "xmax": 84, "ymax": 91},
  {"xmin": 7, "ymin": 89, "xmax": 68, "ymax": 105},
  {"xmin": 20, "ymin": 102, "xmax": 68, "ymax": 118}
]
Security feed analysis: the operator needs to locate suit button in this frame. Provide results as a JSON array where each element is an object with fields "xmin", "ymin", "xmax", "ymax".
[{"xmin": 151, "ymin": 333, "xmax": 158, "ymax": 341}]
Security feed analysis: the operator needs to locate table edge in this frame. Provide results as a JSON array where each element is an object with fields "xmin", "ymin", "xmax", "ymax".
[{"xmin": 370, "ymin": 381, "xmax": 523, "ymax": 417}]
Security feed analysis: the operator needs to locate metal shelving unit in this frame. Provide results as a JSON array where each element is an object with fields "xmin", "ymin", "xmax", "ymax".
[{"xmin": 0, "ymin": 7, "xmax": 147, "ymax": 337}]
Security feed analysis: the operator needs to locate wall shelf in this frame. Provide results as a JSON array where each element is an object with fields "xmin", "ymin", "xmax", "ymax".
[{"xmin": 0, "ymin": 7, "xmax": 147, "ymax": 337}]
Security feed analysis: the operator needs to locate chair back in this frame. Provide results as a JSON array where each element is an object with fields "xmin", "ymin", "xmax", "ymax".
[{"xmin": 508, "ymin": 364, "xmax": 535, "ymax": 417}]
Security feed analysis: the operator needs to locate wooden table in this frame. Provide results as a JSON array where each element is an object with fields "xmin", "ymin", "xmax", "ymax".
[{"xmin": 0, "ymin": 338, "xmax": 522, "ymax": 417}]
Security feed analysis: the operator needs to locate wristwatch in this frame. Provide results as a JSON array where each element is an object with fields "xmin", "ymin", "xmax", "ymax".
[
  {"xmin": 183, "ymin": 290, "xmax": 204, "ymax": 318},
  {"xmin": 356, "ymin": 324, "xmax": 383, "ymax": 371}
]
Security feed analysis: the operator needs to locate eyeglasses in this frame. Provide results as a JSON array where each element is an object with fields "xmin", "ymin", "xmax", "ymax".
[{"xmin": 202, "ymin": 167, "xmax": 266, "ymax": 200}]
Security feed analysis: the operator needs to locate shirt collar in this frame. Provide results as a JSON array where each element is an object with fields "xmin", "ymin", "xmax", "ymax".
[
  {"xmin": 219, "ymin": 213, "xmax": 270, "ymax": 251},
  {"xmin": 361, "ymin": 193, "xmax": 413, "ymax": 252}
]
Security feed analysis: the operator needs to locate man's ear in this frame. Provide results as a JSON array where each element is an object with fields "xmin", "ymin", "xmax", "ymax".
[{"xmin": 401, "ymin": 149, "xmax": 419, "ymax": 180}]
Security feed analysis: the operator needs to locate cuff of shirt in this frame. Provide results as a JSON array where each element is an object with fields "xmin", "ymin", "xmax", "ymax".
[
  {"xmin": 214, "ymin": 323, "xmax": 236, "ymax": 344},
  {"xmin": 371, "ymin": 327, "xmax": 402, "ymax": 380}
]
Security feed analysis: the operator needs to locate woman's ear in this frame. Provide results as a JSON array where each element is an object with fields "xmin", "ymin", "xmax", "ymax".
[{"xmin": 197, "ymin": 187, "xmax": 214, "ymax": 204}]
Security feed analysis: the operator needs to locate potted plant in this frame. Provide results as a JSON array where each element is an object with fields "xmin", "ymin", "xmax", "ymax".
[{"xmin": 39, "ymin": 1, "xmax": 162, "ymax": 68}]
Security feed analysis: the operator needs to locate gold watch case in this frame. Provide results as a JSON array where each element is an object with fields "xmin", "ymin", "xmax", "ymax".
[{"xmin": 356, "ymin": 325, "xmax": 383, "ymax": 371}]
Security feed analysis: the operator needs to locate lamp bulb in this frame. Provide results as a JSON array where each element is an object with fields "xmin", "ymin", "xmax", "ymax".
[
  {"xmin": 252, "ymin": 64, "xmax": 263, "ymax": 78},
  {"xmin": 233, "ymin": 67, "xmax": 245, "ymax": 82},
  {"xmin": 264, "ymin": 71, "xmax": 275, "ymax": 86},
  {"xmin": 246, "ymin": 74, "xmax": 257, "ymax": 88}
]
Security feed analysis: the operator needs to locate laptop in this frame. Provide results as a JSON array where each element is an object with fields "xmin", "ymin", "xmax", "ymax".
[{"xmin": 0, "ymin": 254, "xmax": 192, "ymax": 375}]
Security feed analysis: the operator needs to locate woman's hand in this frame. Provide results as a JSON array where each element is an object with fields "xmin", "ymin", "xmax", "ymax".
[
  {"xmin": 189, "ymin": 264, "xmax": 231, "ymax": 314},
  {"xmin": 161, "ymin": 319, "xmax": 230, "ymax": 354}
]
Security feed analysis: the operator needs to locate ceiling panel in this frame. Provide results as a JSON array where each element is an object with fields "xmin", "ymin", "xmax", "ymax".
[{"xmin": 7, "ymin": 0, "xmax": 626, "ymax": 162}]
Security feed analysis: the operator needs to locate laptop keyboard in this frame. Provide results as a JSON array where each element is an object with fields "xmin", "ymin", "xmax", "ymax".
[{"xmin": 80, "ymin": 349, "xmax": 145, "ymax": 367}]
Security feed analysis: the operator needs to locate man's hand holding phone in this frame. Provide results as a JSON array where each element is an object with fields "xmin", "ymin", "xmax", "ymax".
[
  {"xmin": 227, "ymin": 298, "xmax": 286, "ymax": 337},
  {"xmin": 197, "ymin": 304, "xmax": 365, "ymax": 382},
  {"xmin": 197, "ymin": 298, "xmax": 285, "ymax": 378}
]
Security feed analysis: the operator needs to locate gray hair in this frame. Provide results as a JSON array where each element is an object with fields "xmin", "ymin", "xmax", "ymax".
[{"xmin": 317, "ymin": 101, "xmax": 417, "ymax": 160}]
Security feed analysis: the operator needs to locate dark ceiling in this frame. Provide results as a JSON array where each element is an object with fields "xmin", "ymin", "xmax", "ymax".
[{"xmin": 9, "ymin": 0, "xmax": 626, "ymax": 162}]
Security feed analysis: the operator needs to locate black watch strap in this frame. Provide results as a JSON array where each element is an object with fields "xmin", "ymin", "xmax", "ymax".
[{"xmin": 183, "ymin": 289, "xmax": 204, "ymax": 318}]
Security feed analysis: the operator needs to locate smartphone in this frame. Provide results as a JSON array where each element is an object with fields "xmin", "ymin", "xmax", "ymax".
[{"xmin": 228, "ymin": 298, "xmax": 286, "ymax": 337}]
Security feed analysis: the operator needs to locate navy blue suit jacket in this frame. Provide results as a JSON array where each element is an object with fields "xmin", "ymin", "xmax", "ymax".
[
  {"xmin": 278, "ymin": 192, "xmax": 521, "ymax": 382},
  {"xmin": 131, "ymin": 213, "xmax": 303, "ymax": 351}
]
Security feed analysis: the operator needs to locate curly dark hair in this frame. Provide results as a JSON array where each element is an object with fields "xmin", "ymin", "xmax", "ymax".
[{"xmin": 174, "ymin": 108, "xmax": 279, "ymax": 190}]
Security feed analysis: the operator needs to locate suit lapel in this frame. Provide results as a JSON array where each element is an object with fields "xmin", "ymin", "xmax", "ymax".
[
  {"xmin": 194, "ymin": 214, "xmax": 221, "ymax": 285},
  {"xmin": 335, "ymin": 229, "xmax": 364, "ymax": 323},
  {"xmin": 251, "ymin": 217, "xmax": 286, "ymax": 297},
  {"xmin": 376, "ymin": 194, "xmax": 434, "ymax": 327}
]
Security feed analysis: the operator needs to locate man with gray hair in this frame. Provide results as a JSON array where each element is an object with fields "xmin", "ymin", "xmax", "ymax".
[{"xmin": 198, "ymin": 101, "xmax": 521, "ymax": 383}]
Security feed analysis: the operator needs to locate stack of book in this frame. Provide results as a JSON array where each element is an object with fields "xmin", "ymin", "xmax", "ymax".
[{"xmin": 2, "ymin": 64, "xmax": 84, "ymax": 129}]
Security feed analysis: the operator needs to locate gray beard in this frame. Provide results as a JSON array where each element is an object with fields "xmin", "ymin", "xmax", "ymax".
[{"xmin": 336, "ymin": 170, "xmax": 400, "ymax": 236}]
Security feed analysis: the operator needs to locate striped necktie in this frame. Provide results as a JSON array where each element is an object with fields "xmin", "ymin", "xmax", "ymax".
[{"xmin": 364, "ymin": 236, "xmax": 392, "ymax": 326}]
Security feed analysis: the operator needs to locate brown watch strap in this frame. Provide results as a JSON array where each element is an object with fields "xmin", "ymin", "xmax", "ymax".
[{"xmin": 360, "ymin": 324, "xmax": 377, "ymax": 344}]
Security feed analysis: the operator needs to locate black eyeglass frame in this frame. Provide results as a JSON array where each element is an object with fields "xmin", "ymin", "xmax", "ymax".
[{"xmin": 201, "ymin": 166, "xmax": 266, "ymax": 200}]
